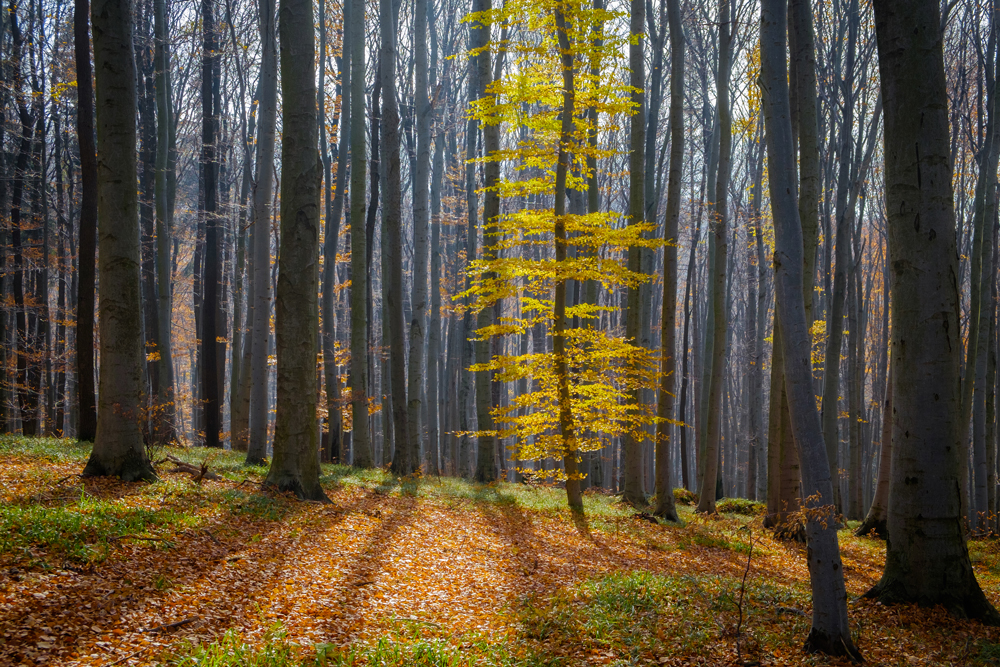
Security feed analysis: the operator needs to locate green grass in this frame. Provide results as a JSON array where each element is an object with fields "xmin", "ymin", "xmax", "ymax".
[{"xmin": 158, "ymin": 623, "xmax": 539, "ymax": 667}]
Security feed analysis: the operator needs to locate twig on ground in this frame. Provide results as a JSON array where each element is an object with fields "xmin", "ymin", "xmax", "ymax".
[
  {"xmin": 143, "ymin": 616, "xmax": 200, "ymax": 634},
  {"xmin": 106, "ymin": 645, "xmax": 151, "ymax": 666}
]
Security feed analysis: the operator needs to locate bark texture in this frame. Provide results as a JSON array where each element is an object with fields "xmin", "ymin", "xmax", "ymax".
[
  {"xmin": 866, "ymin": 0, "xmax": 1000, "ymax": 623},
  {"xmin": 82, "ymin": 0, "xmax": 156, "ymax": 482},
  {"xmin": 265, "ymin": 0, "xmax": 328, "ymax": 501}
]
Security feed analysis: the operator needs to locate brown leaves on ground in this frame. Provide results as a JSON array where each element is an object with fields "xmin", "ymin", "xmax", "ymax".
[{"xmin": 1, "ymin": 446, "xmax": 1000, "ymax": 666}]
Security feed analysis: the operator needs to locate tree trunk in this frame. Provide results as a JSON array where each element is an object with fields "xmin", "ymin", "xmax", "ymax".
[
  {"xmin": 696, "ymin": 0, "xmax": 732, "ymax": 515},
  {"xmin": 265, "ymin": 0, "xmax": 328, "ymax": 502},
  {"xmin": 621, "ymin": 0, "xmax": 646, "ymax": 507},
  {"xmin": 381, "ymin": 1, "xmax": 412, "ymax": 476},
  {"xmin": 348, "ymin": 0, "xmax": 372, "ymax": 468},
  {"xmin": 153, "ymin": 0, "xmax": 176, "ymax": 442},
  {"xmin": 406, "ymin": 0, "xmax": 432, "ymax": 474},
  {"xmin": 552, "ymin": 0, "xmax": 582, "ymax": 513},
  {"xmin": 74, "ymin": 0, "xmax": 98, "ymax": 442},
  {"xmin": 82, "ymin": 0, "xmax": 155, "ymax": 482},
  {"xmin": 866, "ymin": 0, "xmax": 1000, "ymax": 623},
  {"xmin": 653, "ymin": 0, "xmax": 683, "ymax": 521},
  {"xmin": 200, "ymin": 0, "xmax": 222, "ymax": 448},
  {"xmin": 473, "ymin": 0, "xmax": 499, "ymax": 483},
  {"xmin": 246, "ymin": 0, "xmax": 277, "ymax": 466},
  {"xmin": 760, "ymin": 0, "xmax": 861, "ymax": 656}
]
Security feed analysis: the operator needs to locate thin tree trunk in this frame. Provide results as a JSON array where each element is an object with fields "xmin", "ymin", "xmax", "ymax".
[
  {"xmin": 760, "ymin": 0, "xmax": 861, "ymax": 655},
  {"xmin": 246, "ymin": 0, "xmax": 277, "ymax": 466},
  {"xmin": 74, "ymin": 0, "xmax": 97, "ymax": 442},
  {"xmin": 621, "ymin": 0, "xmax": 646, "ymax": 507},
  {"xmin": 653, "ymin": 0, "xmax": 683, "ymax": 521},
  {"xmin": 348, "ymin": 0, "xmax": 372, "ymax": 468},
  {"xmin": 697, "ymin": 0, "xmax": 732, "ymax": 514}
]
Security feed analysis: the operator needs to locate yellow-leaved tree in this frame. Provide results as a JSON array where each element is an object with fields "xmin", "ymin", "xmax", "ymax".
[{"xmin": 462, "ymin": 0, "xmax": 660, "ymax": 512}]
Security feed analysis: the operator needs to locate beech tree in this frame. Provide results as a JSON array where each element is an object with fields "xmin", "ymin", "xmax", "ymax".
[
  {"xmin": 866, "ymin": 0, "xmax": 1000, "ymax": 623},
  {"xmin": 81, "ymin": 0, "xmax": 155, "ymax": 482},
  {"xmin": 759, "ymin": 0, "xmax": 861, "ymax": 657}
]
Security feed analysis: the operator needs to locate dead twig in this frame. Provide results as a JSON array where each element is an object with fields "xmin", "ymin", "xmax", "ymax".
[
  {"xmin": 106, "ymin": 645, "xmax": 151, "ymax": 666},
  {"xmin": 143, "ymin": 616, "xmax": 200, "ymax": 634}
]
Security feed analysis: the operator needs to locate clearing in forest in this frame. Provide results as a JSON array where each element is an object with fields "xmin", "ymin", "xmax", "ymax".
[{"xmin": 1, "ymin": 437, "xmax": 999, "ymax": 666}]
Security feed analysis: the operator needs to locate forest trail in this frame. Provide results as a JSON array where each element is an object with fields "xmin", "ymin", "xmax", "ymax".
[{"xmin": 1, "ymin": 441, "xmax": 999, "ymax": 666}]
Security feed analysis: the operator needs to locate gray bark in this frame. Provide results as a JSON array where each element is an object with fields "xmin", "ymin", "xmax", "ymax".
[
  {"xmin": 246, "ymin": 0, "xmax": 277, "ymax": 466},
  {"xmin": 265, "ymin": 0, "xmax": 328, "ymax": 501},
  {"xmin": 760, "ymin": 0, "xmax": 861, "ymax": 656},
  {"xmin": 866, "ymin": 0, "xmax": 1000, "ymax": 624},
  {"xmin": 82, "ymin": 0, "xmax": 155, "ymax": 482},
  {"xmin": 349, "ymin": 0, "xmax": 373, "ymax": 468}
]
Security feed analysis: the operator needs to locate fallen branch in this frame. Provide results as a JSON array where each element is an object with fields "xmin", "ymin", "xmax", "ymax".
[
  {"xmin": 159, "ymin": 455, "xmax": 222, "ymax": 481},
  {"xmin": 143, "ymin": 616, "xmax": 200, "ymax": 634},
  {"xmin": 109, "ymin": 535, "xmax": 170, "ymax": 542}
]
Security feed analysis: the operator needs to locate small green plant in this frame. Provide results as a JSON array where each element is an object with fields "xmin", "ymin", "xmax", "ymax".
[
  {"xmin": 673, "ymin": 487, "xmax": 698, "ymax": 506},
  {"xmin": 716, "ymin": 498, "xmax": 766, "ymax": 516}
]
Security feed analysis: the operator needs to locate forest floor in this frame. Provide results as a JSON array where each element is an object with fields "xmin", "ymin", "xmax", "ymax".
[{"xmin": 1, "ymin": 438, "xmax": 1000, "ymax": 666}]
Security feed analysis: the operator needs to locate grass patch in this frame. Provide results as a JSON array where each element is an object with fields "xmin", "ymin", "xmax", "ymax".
[
  {"xmin": 0, "ymin": 492, "xmax": 181, "ymax": 564},
  {"xmin": 716, "ymin": 497, "xmax": 766, "ymax": 516}
]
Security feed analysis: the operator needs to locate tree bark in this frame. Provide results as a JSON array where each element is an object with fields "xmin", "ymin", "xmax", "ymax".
[
  {"xmin": 246, "ymin": 0, "xmax": 277, "ymax": 466},
  {"xmin": 265, "ymin": 0, "xmax": 328, "ymax": 502},
  {"xmin": 82, "ymin": 0, "xmax": 155, "ymax": 482},
  {"xmin": 74, "ymin": 0, "xmax": 98, "ymax": 442},
  {"xmin": 381, "ymin": 0, "xmax": 412, "ymax": 476},
  {"xmin": 697, "ymin": 0, "xmax": 732, "ymax": 515},
  {"xmin": 653, "ymin": 0, "xmax": 683, "ymax": 521},
  {"xmin": 348, "ymin": 0, "xmax": 372, "ymax": 468},
  {"xmin": 760, "ymin": 0, "xmax": 861, "ymax": 657},
  {"xmin": 621, "ymin": 0, "xmax": 646, "ymax": 507},
  {"xmin": 866, "ymin": 0, "xmax": 1000, "ymax": 623}
]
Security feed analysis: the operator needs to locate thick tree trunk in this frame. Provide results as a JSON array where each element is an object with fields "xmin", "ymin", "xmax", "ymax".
[
  {"xmin": 866, "ymin": 0, "xmax": 1000, "ymax": 623},
  {"xmin": 760, "ymin": 0, "xmax": 861, "ymax": 657},
  {"xmin": 74, "ymin": 0, "xmax": 98, "ymax": 442},
  {"xmin": 265, "ymin": 0, "xmax": 328, "ymax": 502},
  {"xmin": 246, "ymin": 0, "xmax": 277, "ymax": 466},
  {"xmin": 82, "ymin": 0, "xmax": 155, "ymax": 482}
]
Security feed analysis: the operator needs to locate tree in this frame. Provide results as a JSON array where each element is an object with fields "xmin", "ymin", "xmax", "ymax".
[
  {"xmin": 464, "ymin": 0, "xmax": 656, "ymax": 511},
  {"xmin": 82, "ymin": 0, "xmax": 155, "ymax": 482},
  {"xmin": 383, "ymin": 0, "xmax": 412, "ymax": 476},
  {"xmin": 246, "ymin": 0, "xmax": 278, "ymax": 467},
  {"xmin": 759, "ymin": 0, "xmax": 861, "ymax": 657},
  {"xmin": 697, "ymin": 0, "xmax": 733, "ymax": 515},
  {"xmin": 153, "ymin": 0, "xmax": 177, "ymax": 442},
  {"xmin": 200, "ymin": 0, "xmax": 223, "ymax": 448},
  {"xmin": 348, "ymin": 0, "xmax": 373, "ymax": 468},
  {"xmin": 74, "ymin": 0, "xmax": 98, "ymax": 443},
  {"xmin": 621, "ymin": 0, "xmax": 646, "ymax": 507},
  {"xmin": 653, "ymin": 0, "xmax": 683, "ymax": 522},
  {"xmin": 865, "ymin": 0, "xmax": 1000, "ymax": 623},
  {"xmin": 264, "ymin": 0, "xmax": 328, "ymax": 501}
]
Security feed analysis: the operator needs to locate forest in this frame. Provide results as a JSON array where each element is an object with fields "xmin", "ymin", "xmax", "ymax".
[{"xmin": 3, "ymin": 0, "xmax": 1000, "ymax": 664}]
